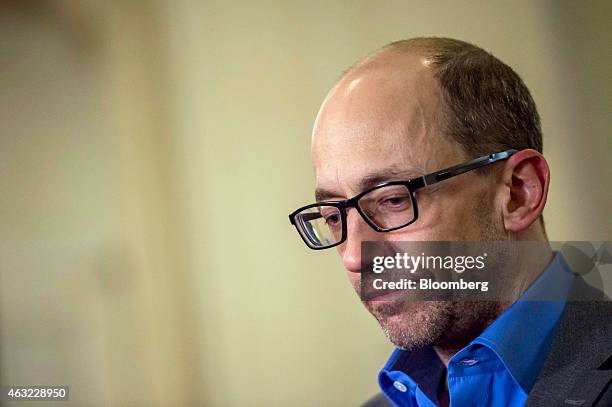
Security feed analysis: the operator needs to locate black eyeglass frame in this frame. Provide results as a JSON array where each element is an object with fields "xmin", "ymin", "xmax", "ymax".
[{"xmin": 289, "ymin": 149, "xmax": 518, "ymax": 250}]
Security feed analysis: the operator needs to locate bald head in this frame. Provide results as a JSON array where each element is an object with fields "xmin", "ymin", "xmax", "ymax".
[
  {"xmin": 313, "ymin": 43, "xmax": 445, "ymax": 147},
  {"xmin": 312, "ymin": 45, "xmax": 452, "ymax": 202},
  {"xmin": 312, "ymin": 39, "xmax": 453, "ymax": 165},
  {"xmin": 314, "ymin": 37, "xmax": 543, "ymax": 164}
]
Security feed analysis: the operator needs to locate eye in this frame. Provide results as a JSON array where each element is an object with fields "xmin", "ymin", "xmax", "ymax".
[
  {"xmin": 324, "ymin": 213, "xmax": 341, "ymax": 227},
  {"xmin": 379, "ymin": 195, "xmax": 411, "ymax": 208},
  {"xmin": 320, "ymin": 208, "xmax": 342, "ymax": 227}
]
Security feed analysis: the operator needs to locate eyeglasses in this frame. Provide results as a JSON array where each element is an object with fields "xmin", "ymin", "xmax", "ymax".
[{"xmin": 289, "ymin": 149, "xmax": 517, "ymax": 250}]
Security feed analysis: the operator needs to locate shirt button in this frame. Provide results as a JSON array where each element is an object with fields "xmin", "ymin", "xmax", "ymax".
[{"xmin": 393, "ymin": 381, "xmax": 408, "ymax": 392}]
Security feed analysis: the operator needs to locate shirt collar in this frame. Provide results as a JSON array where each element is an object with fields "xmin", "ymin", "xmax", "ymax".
[
  {"xmin": 379, "ymin": 251, "xmax": 574, "ymax": 399},
  {"xmin": 469, "ymin": 251, "xmax": 574, "ymax": 392}
]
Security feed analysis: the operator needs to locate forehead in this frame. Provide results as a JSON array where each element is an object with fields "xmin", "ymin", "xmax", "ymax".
[{"xmin": 311, "ymin": 56, "xmax": 451, "ymax": 197}]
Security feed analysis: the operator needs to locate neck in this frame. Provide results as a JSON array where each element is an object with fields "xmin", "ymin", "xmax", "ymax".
[
  {"xmin": 433, "ymin": 345, "xmax": 464, "ymax": 367},
  {"xmin": 513, "ymin": 240, "xmax": 554, "ymax": 298},
  {"xmin": 432, "ymin": 302, "xmax": 507, "ymax": 367}
]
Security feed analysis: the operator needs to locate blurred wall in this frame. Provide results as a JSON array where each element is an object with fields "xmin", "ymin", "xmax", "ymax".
[{"xmin": 0, "ymin": 1, "xmax": 610, "ymax": 406}]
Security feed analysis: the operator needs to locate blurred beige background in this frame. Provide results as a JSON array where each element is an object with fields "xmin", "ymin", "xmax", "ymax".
[{"xmin": 0, "ymin": 0, "xmax": 610, "ymax": 406}]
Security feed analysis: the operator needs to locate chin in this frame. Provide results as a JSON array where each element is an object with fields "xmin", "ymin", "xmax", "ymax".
[{"xmin": 366, "ymin": 300, "xmax": 452, "ymax": 350}]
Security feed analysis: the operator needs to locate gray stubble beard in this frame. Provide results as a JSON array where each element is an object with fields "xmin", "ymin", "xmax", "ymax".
[{"xmin": 368, "ymin": 197, "xmax": 509, "ymax": 351}]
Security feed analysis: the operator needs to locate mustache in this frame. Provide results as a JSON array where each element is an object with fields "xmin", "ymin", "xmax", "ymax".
[
  {"xmin": 356, "ymin": 253, "xmax": 445, "ymax": 302},
  {"xmin": 360, "ymin": 268, "xmax": 439, "ymax": 301}
]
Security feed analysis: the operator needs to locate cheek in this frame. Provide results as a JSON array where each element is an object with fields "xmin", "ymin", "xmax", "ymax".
[{"xmin": 394, "ymin": 186, "xmax": 491, "ymax": 240}]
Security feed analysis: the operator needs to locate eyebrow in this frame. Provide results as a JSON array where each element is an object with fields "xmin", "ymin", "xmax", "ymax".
[{"xmin": 314, "ymin": 167, "xmax": 423, "ymax": 202}]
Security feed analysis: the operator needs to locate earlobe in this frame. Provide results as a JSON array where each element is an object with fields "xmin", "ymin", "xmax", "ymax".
[{"xmin": 501, "ymin": 150, "xmax": 550, "ymax": 233}]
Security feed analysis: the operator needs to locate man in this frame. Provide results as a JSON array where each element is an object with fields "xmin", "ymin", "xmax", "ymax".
[{"xmin": 289, "ymin": 38, "xmax": 612, "ymax": 406}]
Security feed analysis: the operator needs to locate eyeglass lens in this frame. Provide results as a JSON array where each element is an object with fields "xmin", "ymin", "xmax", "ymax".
[{"xmin": 294, "ymin": 184, "xmax": 415, "ymax": 248}]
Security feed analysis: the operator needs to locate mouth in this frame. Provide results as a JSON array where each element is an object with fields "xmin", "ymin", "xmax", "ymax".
[{"xmin": 364, "ymin": 288, "xmax": 407, "ymax": 304}]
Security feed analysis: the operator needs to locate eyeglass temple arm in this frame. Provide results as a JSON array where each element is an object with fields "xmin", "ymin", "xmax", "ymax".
[
  {"xmin": 289, "ymin": 210, "xmax": 323, "ymax": 225},
  {"xmin": 416, "ymin": 149, "xmax": 517, "ymax": 188},
  {"xmin": 300, "ymin": 212, "xmax": 323, "ymax": 221}
]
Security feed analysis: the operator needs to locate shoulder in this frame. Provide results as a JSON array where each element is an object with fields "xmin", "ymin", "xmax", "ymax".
[{"xmin": 526, "ymin": 276, "xmax": 612, "ymax": 406}]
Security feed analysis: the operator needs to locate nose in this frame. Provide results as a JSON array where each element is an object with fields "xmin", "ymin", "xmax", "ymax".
[{"xmin": 339, "ymin": 208, "xmax": 380, "ymax": 273}]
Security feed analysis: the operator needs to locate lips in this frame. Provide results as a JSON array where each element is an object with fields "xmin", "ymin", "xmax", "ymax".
[
  {"xmin": 360, "ymin": 263, "xmax": 442, "ymax": 300},
  {"xmin": 367, "ymin": 288, "xmax": 406, "ymax": 302}
]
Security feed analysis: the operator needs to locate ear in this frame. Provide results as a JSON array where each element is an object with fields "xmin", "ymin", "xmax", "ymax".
[{"xmin": 500, "ymin": 149, "xmax": 550, "ymax": 233}]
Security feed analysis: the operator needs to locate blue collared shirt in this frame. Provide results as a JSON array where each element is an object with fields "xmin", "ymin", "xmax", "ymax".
[{"xmin": 378, "ymin": 253, "xmax": 574, "ymax": 407}]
